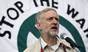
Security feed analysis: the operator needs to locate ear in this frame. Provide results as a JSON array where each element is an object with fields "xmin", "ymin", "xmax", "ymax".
[{"xmin": 35, "ymin": 22, "xmax": 41, "ymax": 30}]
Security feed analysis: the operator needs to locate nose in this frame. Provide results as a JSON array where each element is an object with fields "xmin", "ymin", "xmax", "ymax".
[
  {"xmin": 53, "ymin": 18, "xmax": 58, "ymax": 24},
  {"xmin": 52, "ymin": 18, "xmax": 58, "ymax": 25}
]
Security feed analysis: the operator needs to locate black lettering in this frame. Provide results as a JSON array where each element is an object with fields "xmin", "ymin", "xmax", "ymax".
[
  {"xmin": 76, "ymin": 18, "xmax": 85, "ymax": 29},
  {"xmin": 40, "ymin": 0, "xmax": 50, "ymax": 6},
  {"xmin": 86, "ymin": 34, "xmax": 88, "ymax": 38},
  {"xmin": 52, "ymin": 0, "xmax": 58, "ymax": 9},
  {"xmin": 0, "ymin": 16, "xmax": 14, "ymax": 28},
  {"xmin": 67, "ymin": 4, "xmax": 79, "ymax": 18},
  {"xmin": 0, "ymin": 28, "xmax": 11, "ymax": 39},
  {"xmin": 33, "ymin": 0, "xmax": 38, "ymax": 7},
  {"xmin": 84, "ymin": 27, "xmax": 88, "ymax": 38},
  {"xmin": 7, "ymin": 8, "xmax": 19, "ymax": 20},
  {"xmin": 14, "ymin": 1, "xmax": 24, "ymax": 13},
  {"xmin": 84, "ymin": 28, "xmax": 88, "ymax": 33}
]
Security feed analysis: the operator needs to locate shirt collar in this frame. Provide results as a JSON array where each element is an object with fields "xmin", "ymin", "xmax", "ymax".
[
  {"xmin": 40, "ymin": 37, "xmax": 71, "ymax": 50},
  {"xmin": 40, "ymin": 37, "xmax": 47, "ymax": 49},
  {"xmin": 40, "ymin": 37, "xmax": 60, "ymax": 50}
]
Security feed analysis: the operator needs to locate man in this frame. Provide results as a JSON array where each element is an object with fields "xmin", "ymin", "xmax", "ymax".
[{"xmin": 24, "ymin": 8, "xmax": 77, "ymax": 52}]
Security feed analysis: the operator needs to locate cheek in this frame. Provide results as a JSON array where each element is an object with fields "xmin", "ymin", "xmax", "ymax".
[
  {"xmin": 41, "ymin": 24, "xmax": 47, "ymax": 29},
  {"xmin": 40, "ymin": 24, "xmax": 49, "ymax": 31}
]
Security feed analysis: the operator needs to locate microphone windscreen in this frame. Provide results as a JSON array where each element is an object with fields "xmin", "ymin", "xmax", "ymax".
[{"xmin": 65, "ymin": 37, "xmax": 77, "ymax": 48}]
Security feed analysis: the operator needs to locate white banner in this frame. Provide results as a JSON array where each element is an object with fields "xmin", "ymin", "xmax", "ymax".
[{"xmin": 0, "ymin": 0, "xmax": 88, "ymax": 52}]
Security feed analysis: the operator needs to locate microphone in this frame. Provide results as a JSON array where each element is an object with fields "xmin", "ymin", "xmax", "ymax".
[
  {"xmin": 65, "ymin": 37, "xmax": 78, "ymax": 48},
  {"xmin": 60, "ymin": 33, "xmax": 67, "ymax": 39},
  {"xmin": 60, "ymin": 33, "xmax": 78, "ymax": 48}
]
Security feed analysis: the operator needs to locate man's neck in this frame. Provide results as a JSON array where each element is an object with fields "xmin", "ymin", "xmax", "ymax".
[{"xmin": 41, "ymin": 34, "xmax": 57, "ymax": 46}]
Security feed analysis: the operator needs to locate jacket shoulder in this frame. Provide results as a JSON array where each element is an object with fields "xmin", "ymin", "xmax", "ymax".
[{"xmin": 24, "ymin": 40, "xmax": 41, "ymax": 52}]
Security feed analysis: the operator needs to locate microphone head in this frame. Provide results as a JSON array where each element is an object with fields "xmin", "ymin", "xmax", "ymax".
[
  {"xmin": 65, "ymin": 37, "xmax": 78, "ymax": 48},
  {"xmin": 60, "ymin": 33, "xmax": 78, "ymax": 48},
  {"xmin": 60, "ymin": 33, "xmax": 67, "ymax": 39}
]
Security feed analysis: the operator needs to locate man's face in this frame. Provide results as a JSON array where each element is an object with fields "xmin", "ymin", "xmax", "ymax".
[{"xmin": 38, "ymin": 10, "xmax": 59, "ymax": 37}]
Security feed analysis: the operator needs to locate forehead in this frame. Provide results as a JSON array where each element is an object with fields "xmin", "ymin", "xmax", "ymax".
[{"xmin": 42, "ymin": 10, "xmax": 58, "ymax": 19}]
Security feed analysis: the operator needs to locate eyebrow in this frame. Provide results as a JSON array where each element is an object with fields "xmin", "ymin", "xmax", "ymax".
[{"xmin": 47, "ymin": 17, "xmax": 59, "ymax": 21}]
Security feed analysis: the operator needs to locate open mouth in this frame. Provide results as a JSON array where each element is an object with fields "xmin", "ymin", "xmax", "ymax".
[{"xmin": 51, "ymin": 26, "xmax": 58, "ymax": 30}]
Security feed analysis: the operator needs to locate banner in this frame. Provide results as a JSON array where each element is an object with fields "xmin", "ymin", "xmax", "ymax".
[{"xmin": 0, "ymin": 0, "xmax": 88, "ymax": 52}]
